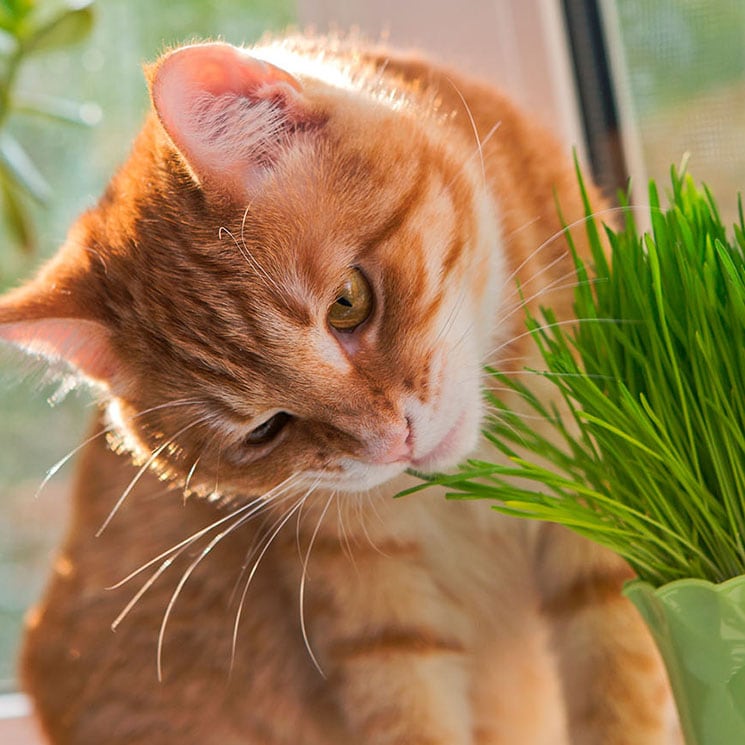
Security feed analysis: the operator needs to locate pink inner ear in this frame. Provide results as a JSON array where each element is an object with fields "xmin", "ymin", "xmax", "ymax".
[
  {"xmin": 167, "ymin": 44, "xmax": 302, "ymax": 100},
  {"xmin": 152, "ymin": 43, "xmax": 304, "ymax": 192},
  {"xmin": 0, "ymin": 318, "xmax": 119, "ymax": 384}
]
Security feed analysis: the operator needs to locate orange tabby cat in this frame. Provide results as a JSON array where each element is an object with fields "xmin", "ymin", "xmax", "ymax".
[{"xmin": 0, "ymin": 36, "xmax": 676, "ymax": 745}]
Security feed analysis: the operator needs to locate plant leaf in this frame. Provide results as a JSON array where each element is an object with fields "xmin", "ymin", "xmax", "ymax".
[
  {"xmin": 0, "ymin": 180, "xmax": 33, "ymax": 252},
  {"xmin": 13, "ymin": 91, "xmax": 95, "ymax": 126},
  {"xmin": 21, "ymin": 5, "xmax": 94, "ymax": 55},
  {"xmin": 0, "ymin": 26, "xmax": 18, "ymax": 54},
  {"xmin": 0, "ymin": 0, "xmax": 33, "ymax": 33},
  {"xmin": 0, "ymin": 130, "xmax": 51, "ymax": 203}
]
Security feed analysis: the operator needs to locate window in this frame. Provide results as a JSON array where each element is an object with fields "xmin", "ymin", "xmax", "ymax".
[
  {"xmin": 603, "ymin": 0, "xmax": 745, "ymax": 224},
  {"xmin": 297, "ymin": 0, "xmax": 585, "ymax": 154}
]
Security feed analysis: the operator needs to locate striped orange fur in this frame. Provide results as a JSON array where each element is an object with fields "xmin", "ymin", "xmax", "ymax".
[{"xmin": 0, "ymin": 36, "xmax": 678, "ymax": 745}]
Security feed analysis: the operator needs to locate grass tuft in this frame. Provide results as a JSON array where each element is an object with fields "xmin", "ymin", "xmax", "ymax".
[{"xmin": 410, "ymin": 168, "xmax": 745, "ymax": 586}]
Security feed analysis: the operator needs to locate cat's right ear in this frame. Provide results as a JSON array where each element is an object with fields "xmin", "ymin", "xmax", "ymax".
[
  {"xmin": 149, "ymin": 43, "xmax": 313, "ymax": 196},
  {"xmin": 0, "ymin": 261, "xmax": 120, "ymax": 387}
]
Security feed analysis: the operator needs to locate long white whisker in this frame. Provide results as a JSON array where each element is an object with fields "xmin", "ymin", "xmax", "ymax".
[
  {"xmin": 487, "ymin": 367, "xmax": 615, "ymax": 385},
  {"xmin": 155, "ymin": 490, "xmax": 294, "ymax": 682},
  {"xmin": 445, "ymin": 76, "xmax": 486, "ymax": 187},
  {"xmin": 110, "ymin": 493, "xmax": 292, "ymax": 634},
  {"xmin": 239, "ymin": 206, "xmax": 285, "ymax": 298},
  {"xmin": 110, "ymin": 490, "xmax": 302, "ymax": 635},
  {"xmin": 496, "ymin": 262, "xmax": 573, "ymax": 340},
  {"xmin": 295, "ymin": 489, "xmax": 308, "ymax": 563},
  {"xmin": 432, "ymin": 283, "xmax": 468, "ymax": 348},
  {"xmin": 446, "ymin": 121, "xmax": 502, "ymax": 194},
  {"xmin": 96, "ymin": 415, "xmax": 213, "ymax": 537},
  {"xmin": 108, "ymin": 495, "xmax": 271, "ymax": 594},
  {"xmin": 352, "ymin": 490, "xmax": 385, "ymax": 557},
  {"xmin": 35, "ymin": 398, "xmax": 205, "ymax": 500},
  {"xmin": 219, "ymin": 224, "xmax": 273, "ymax": 295},
  {"xmin": 336, "ymin": 494, "xmax": 356, "ymax": 567},
  {"xmin": 110, "ymin": 549, "xmax": 184, "ymax": 632},
  {"xmin": 230, "ymin": 485, "xmax": 314, "ymax": 672},
  {"xmin": 477, "ymin": 120, "xmax": 501, "ymax": 151},
  {"xmin": 299, "ymin": 490, "xmax": 335, "ymax": 679},
  {"xmin": 218, "ymin": 210, "xmax": 284, "ymax": 298},
  {"xmin": 365, "ymin": 485, "xmax": 389, "ymax": 534},
  {"xmin": 495, "ymin": 205, "xmax": 652, "ymax": 305},
  {"xmin": 486, "ymin": 317, "xmax": 628, "ymax": 361},
  {"xmin": 502, "ymin": 249, "xmax": 571, "ymax": 308},
  {"xmin": 210, "ymin": 432, "xmax": 228, "ymax": 498},
  {"xmin": 483, "ymin": 407, "xmax": 555, "ymax": 424},
  {"xmin": 498, "ymin": 212, "xmax": 598, "ymax": 303},
  {"xmin": 35, "ymin": 426, "xmax": 110, "ymax": 500},
  {"xmin": 231, "ymin": 495, "xmax": 297, "ymax": 605},
  {"xmin": 498, "ymin": 272, "xmax": 599, "ymax": 335},
  {"xmin": 226, "ymin": 472, "xmax": 306, "ymax": 606},
  {"xmin": 183, "ymin": 457, "xmax": 201, "ymax": 494},
  {"xmin": 484, "ymin": 412, "xmax": 530, "ymax": 448}
]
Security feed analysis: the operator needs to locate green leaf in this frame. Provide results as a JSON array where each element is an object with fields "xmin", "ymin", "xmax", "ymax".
[
  {"xmin": 0, "ymin": 130, "xmax": 51, "ymax": 203},
  {"xmin": 0, "ymin": 26, "xmax": 18, "ymax": 54},
  {"xmin": 0, "ymin": 0, "xmax": 34, "ymax": 32},
  {"xmin": 13, "ymin": 91, "xmax": 96, "ymax": 126},
  {"xmin": 21, "ymin": 5, "xmax": 93, "ymax": 55},
  {"xmin": 0, "ymin": 180, "xmax": 33, "ymax": 252}
]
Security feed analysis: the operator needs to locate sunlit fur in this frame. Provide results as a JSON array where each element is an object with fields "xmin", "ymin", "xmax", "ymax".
[{"xmin": 0, "ymin": 36, "xmax": 679, "ymax": 745}]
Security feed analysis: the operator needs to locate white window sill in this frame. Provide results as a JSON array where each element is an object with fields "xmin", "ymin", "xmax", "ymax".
[{"xmin": 0, "ymin": 694, "xmax": 44, "ymax": 744}]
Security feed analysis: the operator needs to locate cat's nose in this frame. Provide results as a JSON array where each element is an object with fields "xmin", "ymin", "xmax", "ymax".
[{"xmin": 371, "ymin": 419, "xmax": 412, "ymax": 464}]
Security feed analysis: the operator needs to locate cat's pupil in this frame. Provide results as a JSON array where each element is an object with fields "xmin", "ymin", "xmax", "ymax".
[
  {"xmin": 244, "ymin": 412, "xmax": 291, "ymax": 446},
  {"xmin": 327, "ymin": 268, "xmax": 373, "ymax": 330}
]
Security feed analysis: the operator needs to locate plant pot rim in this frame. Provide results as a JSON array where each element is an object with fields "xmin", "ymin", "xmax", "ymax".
[{"xmin": 624, "ymin": 574, "xmax": 745, "ymax": 598}]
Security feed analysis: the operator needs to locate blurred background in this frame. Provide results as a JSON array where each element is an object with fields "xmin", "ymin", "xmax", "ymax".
[{"xmin": 0, "ymin": 0, "xmax": 743, "ymax": 725}]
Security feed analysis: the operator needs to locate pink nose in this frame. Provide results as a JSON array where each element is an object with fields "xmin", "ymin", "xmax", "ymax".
[{"xmin": 373, "ymin": 421, "xmax": 413, "ymax": 464}]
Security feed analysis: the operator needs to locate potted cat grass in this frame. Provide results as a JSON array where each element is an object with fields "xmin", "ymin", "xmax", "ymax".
[{"xmin": 410, "ymin": 169, "xmax": 745, "ymax": 745}]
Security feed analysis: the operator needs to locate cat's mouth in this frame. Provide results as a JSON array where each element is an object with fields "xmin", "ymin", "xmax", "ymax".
[
  {"xmin": 410, "ymin": 411, "xmax": 468, "ymax": 472},
  {"xmin": 308, "ymin": 409, "xmax": 474, "ymax": 492}
]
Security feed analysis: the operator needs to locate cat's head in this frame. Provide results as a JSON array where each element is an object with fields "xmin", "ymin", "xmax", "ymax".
[{"xmin": 0, "ymin": 41, "xmax": 505, "ymax": 499}]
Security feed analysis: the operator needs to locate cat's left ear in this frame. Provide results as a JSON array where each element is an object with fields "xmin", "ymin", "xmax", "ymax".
[{"xmin": 150, "ymin": 42, "xmax": 312, "ymax": 195}]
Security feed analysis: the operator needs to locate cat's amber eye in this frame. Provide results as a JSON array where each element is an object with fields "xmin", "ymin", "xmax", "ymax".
[
  {"xmin": 244, "ymin": 412, "xmax": 291, "ymax": 446},
  {"xmin": 328, "ymin": 268, "xmax": 373, "ymax": 331}
]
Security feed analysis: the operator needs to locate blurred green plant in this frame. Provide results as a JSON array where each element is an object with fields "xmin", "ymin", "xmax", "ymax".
[{"xmin": 0, "ymin": 0, "xmax": 94, "ymax": 252}]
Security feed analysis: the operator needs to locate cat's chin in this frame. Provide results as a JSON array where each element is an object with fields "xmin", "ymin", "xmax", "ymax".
[{"xmin": 308, "ymin": 461, "xmax": 410, "ymax": 493}]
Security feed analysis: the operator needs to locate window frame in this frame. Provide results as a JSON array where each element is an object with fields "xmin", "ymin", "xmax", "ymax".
[{"xmin": 0, "ymin": 693, "xmax": 43, "ymax": 744}]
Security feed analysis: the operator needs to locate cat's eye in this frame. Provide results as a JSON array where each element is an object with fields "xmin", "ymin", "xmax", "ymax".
[
  {"xmin": 243, "ymin": 412, "xmax": 291, "ymax": 446},
  {"xmin": 328, "ymin": 268, "xmax": 373, "ymax": 331}
]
